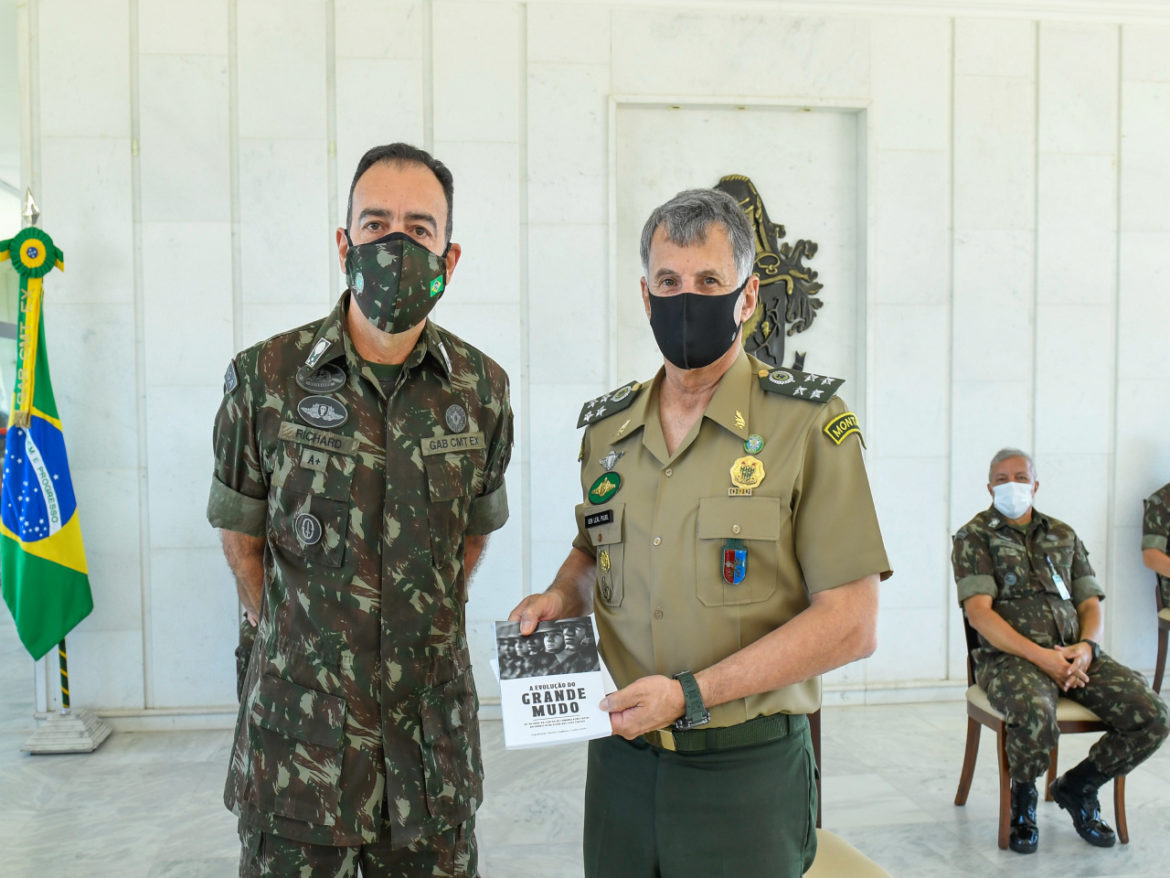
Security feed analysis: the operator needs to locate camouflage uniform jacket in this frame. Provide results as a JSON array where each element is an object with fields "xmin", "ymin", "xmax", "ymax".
[
  {"xmin": 952, "ymin": 507, "xmax": 1105, "ymax": 669},
  {"xmin": 207, "ymin": 294, "xmax": 513, "ymax": 848},
  {"xmin": 1142, "ymin": 482, "xmax": 1170, "ymax": 607}
]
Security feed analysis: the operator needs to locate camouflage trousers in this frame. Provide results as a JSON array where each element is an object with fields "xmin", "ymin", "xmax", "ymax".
[
  {"xmin": 977, "ymin": 651, "xmax": 1169, "ymax": 782},
  {"xmin": 239, "ymin": 818, "xmax": 477, "ymax": 878}
]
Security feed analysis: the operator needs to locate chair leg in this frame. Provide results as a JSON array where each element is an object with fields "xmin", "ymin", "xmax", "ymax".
[
  {"xmin": 1044, "ymin": 745, "xmax": 1059, "ymax": 801},
  {"xmin": 996, "ymin": 725, "xmax": 1011, "ymax": 850},
  {"xmin": 955, "ymin": 717, "xmax": 981, "ymax": 806},
  {"xmin": 1154, "ymin": 627, "xmax": 1168, "ymax": 695},
  {"xmin": 809, "ymin": 709, "xmax": 822, "ymax": 829},
  {"xmin": 1114, "ymin": 774, "xmax": 1128, "ymax": 844}
]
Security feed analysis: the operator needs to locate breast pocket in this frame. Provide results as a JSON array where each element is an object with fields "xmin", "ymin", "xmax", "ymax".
[
  {"xmin": 988, "ymin": 535, "xmax": 1030, "ymax": 596},
  {"xmin": 578, "ymin": 502, "xmax": 625, "ymax": 609},
  {"xmin": 696, "ymin": 496, "xmax": 781, "ymax": 607},
  {"xmin": 268, "ymin": 444, "xmax": 354, "ymax": 569},
  {"xmin": 424, "ymin": 450, "xmax": 484, "ymax": 566}
]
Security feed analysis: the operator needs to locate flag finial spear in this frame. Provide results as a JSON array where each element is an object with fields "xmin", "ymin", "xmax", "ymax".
[{"xmin": 22, "ymin": 189, "xmax": 39, "ymax": 227}]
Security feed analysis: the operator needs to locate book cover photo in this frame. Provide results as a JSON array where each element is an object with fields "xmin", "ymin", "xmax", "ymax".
[{"xmin": 493, "ymin": 616, "xmax": 614, "ymax": 749}]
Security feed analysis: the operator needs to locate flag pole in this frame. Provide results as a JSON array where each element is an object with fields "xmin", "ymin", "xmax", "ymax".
[{"xmin": 58, "ymin": 638, "xmax": 69, "ymax": 714}]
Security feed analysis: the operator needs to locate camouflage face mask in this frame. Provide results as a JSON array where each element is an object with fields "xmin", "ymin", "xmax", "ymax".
[{"xmin": 344, "ymin": 231, "xmax": 449, "ymax": 334}]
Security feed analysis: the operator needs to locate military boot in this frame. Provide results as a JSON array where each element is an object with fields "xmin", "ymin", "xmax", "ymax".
[
  {"xmin": 1009, "ymin": 779, "xmax": 1039, "ymax": 854},
  {"xmin": 1049, "ymin": 759, "xmax": 1116, "ymax": 847}
]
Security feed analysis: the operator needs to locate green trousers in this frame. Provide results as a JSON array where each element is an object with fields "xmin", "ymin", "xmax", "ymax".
[
  {"xmin": 238, "ymin": 818, "xmax": 476, "ymax": 878},
  {"xmin": 583, "ymin": 718, "xmax": 818, "ymax": 878}
]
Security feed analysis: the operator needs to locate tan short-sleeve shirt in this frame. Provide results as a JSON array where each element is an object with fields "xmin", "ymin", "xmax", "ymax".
[{"xmin": 573, "ymin": 350, "xmax": 891, "ymax": 724}]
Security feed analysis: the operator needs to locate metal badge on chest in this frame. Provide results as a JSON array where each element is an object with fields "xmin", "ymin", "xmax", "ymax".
[{"xmin": 297, "ymin": 395, "xmax": 349, "ymax": 429}]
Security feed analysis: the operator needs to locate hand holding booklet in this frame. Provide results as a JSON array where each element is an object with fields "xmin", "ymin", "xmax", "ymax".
[{"xmin": 493, "ymin": 615, "xmax": 615, "ymax": 749}]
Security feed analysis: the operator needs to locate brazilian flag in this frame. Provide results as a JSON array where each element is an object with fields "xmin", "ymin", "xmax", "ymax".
[{"xmin": 1, "ymin": 226, "xmax": 92, "ymax": 660}]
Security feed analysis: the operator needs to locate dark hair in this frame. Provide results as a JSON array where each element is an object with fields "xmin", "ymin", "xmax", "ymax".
[{"xmin": 345, "ymin": 143, "xmax": 454, "ymax": 244}]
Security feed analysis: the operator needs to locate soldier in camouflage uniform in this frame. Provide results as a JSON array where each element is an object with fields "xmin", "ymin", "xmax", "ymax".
[
  {"xmin": 207, "ymin": 143, "xmax": 513, "ymax": 877},
  {"xmin": 952, "ymin": 448, "xmax": 1168, "ymax": 854},
  {"xmin": 1141, "ymin": 482, "xmax": 1170, "ymax": 611}
]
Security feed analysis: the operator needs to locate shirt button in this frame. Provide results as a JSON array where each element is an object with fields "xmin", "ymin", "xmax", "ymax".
[
  {"xmin": 732, "ymin": 524, "xmax": 741, "ymax": 534},
  {"xmin": 652, "ymin": 537, "xmax": 662, "ymax": 546},
  {"xmin": 664, "ymin": 467, "xmax": 673, "ymax": 477},
  {"xmin": 654, "ymin": 608, "xmax": 664, "ymax": 620}
]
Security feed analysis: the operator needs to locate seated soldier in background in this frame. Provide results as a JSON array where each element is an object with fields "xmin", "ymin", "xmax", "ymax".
[
  {"xmin": 952, "ymin": 448, "xmax": 1168, "ymax": 854},
  {"xmin": 1142, "ymin": 481, "xmax": 1170, "ymax": 610}
]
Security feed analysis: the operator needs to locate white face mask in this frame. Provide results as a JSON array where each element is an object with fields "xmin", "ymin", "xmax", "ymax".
[{"xmin": 992, "ymin": 481, "xmax": 1034, "ymax": 520}]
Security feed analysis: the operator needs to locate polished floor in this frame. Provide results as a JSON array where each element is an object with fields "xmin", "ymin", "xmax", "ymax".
[{"xmin": 2, "ymin": 622, "xmax": 1169, "ymax": 877}]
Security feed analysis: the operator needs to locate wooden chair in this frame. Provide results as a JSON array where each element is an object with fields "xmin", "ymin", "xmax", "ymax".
[
  {"xmin": 1154, "ymin": 580, "xmax": 1170, "ymax": 695},
  {"xmin": 803, "ymin": 828, "xmax": 890, "ymax": 877},
  {"xmin": 953, "ymin": 613, "xmax": 1128, "ymax": 848}
]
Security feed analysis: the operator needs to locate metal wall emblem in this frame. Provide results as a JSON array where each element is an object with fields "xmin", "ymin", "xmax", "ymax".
[{"xmin": 714, "ymin": 174, "xmax": 825, "ymax": 370}]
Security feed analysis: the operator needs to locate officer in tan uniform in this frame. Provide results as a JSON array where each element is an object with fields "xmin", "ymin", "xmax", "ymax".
[{"xmin": 509, "ymin": 188, "xmax": 891, "ymax": 878}]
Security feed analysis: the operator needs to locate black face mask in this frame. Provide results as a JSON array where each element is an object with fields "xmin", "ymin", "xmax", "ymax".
[{"xmin": 647, "ymin": 279, "xmax": 747, "ymax": 370}]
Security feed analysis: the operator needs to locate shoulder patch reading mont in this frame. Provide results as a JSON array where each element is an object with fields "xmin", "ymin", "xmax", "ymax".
[
  {"xmin": 577, "ymin": 381, "xmax": 643, "ymax": 428},
  {"xmin": 756, "ymin": 368, "xmax": 843, "ymax": 404}
]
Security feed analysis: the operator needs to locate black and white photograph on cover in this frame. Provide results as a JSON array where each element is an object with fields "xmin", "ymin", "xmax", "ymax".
[{"xmin": 495, "ymin": 617, "xmax": 601, "ymax": 681}]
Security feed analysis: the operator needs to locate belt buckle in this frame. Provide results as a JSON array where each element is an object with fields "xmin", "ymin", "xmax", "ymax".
[{"xmin": 646, "ymin": 728, "xmax": 676, "ymax": 751}]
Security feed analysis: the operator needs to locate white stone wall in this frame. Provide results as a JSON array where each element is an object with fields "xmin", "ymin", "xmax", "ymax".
[{"xmin": 12, "ymin": 0, "xmax": 1170, "ymax": 715}]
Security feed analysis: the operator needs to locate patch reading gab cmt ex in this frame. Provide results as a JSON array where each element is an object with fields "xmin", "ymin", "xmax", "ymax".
[{"xmin": 823, "ymin": 411, "xmax": 865, "ymax": 447}]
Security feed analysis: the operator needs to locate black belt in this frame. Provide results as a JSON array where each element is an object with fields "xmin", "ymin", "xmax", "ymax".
[{"xmin": 641, "ymin": 712, "xmax": 801, "ymax": 753}]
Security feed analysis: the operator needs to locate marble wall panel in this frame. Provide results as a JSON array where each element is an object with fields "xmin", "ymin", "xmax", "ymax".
[
  {"xmin": 335, "ymin": 0, "xmax": 423, "ymax": 60},
  {"xmin": 38, "ymin": 136, "xmax": 134, "ymax": 304},
  {"xmin": 139, "ymin": 0, "xmax": 228, "ymax": 56},
  {"xmin": 144, "ymin": 385, "xmax": 222, "ymax": 551},
  {"xmin": 1119, "ymin": 82, "xmax": 1170, "ymax": 232},
  {"xmin": 1036, "ymin": 153, "xmax": 1117, "ymax": 306},
  {"xmin": 526, "ymin": 224, "xmax": 608, "ymax": 386},
  {"xmin": 140, "ymin": 221, "xmax": 233, "ymax": 386},
  {"xmin": 236, "ymin": 0, "xmax": 326, "ymax": 140},
  {"xmin": 429, "ymin": 140, "xmax": 520, "ymax": 304},
  {"xmin": 953, "ymin": 74, "xmax": 1035, "ymax": 232},
  {"xmin": 37, "ymin": 0, "xmax": 129, "ymax": 138},
  {"xmin": 611, "ymin": 9, "xmax": 870, "ymax": 100},
  {"xmin": 432, "ymin": 1, "xmax": 520, "ymax": 144},
  {"xmin": 1034, "ymin": 304, "xmax": 1113, "ymax": 455},
  {"xmin": 1038, "ymin": 22, "xmax": 1118, "ymax": 155},
  {"xmin": 139, "ymin": 54, "xmax": 230, "ymax": 223},
  {"xmin": 866, "ymin": 456, "xmax": 950, "ymax": 613},
  {"xmin": 870, "ymin": 15, "xmax": 950, "ymax": 152},
  {"xmin": 148, "ymin": 547, "xmax": 237, "ymax": 708},
  {"xmin": 69, "ymin": 467, "xmax": 144, "ymax": 633},
  {"xmin": 1116, "ymin": 232, "xmax": 1170, "ymax": 379},
  {"xmin": 527, "ymin": 63, "xmax": 609, "ymax": 226},
  {"xmin": 1122, "ymin": 22, "xmax": 1170, "ymax": 83},
  {"xmin": 527, "ymin": 2, "xmax": 610, "ymax": 64},
  {"xmin": 867, "ymin": 606, "xmax": 947, "ymax": 683},
  {"xmin": 61, "ymin": 629, "xmax": 144, "ymax": 710},
  {"xmin": 237, "ymin": 139, "xmax": 331, "ymax": 304},
  {"xmin": 950, "ymin": 230, "xmax": 1034, "ymax": 384},
  {"xmin": 868, "ymin": 304, "xmax": 949, "ymax": 458},
  {"xmin": 38, "ymin": 301, "xmax": 139, "ymax": 471},
  {"xmin": 870, "ymin": 149, "xmax": 950, "ymax": 306}
]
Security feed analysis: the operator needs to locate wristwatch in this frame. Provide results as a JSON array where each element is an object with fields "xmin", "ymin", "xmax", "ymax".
[
  {"xmin": 1081, "ymin": 639, "xmax": 1101, "ymax": 662},
  {"xmin": 672, "ymin": 670, "xmax": 710, "ymax": 731}
]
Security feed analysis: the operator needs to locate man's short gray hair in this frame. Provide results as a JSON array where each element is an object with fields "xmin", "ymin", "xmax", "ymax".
[
  {"xmin": 639, "ymin": 188, "xmax": 756, "ymax": 287},
  {"xmin": 988, "ymin": 447, "xmax": 1036, "ymax": 482}
]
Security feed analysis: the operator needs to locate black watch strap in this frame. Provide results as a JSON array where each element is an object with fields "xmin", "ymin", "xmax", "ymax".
[
  {"xmin": 1081, "ymin": 639, "xmax": 1101, "ymax": 662},
  {"xmin": 672, "ymin": 670, "xmax": 710, "ymax": 730}
]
